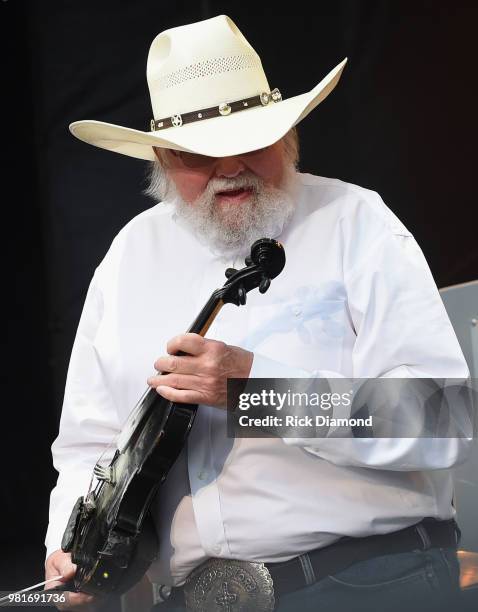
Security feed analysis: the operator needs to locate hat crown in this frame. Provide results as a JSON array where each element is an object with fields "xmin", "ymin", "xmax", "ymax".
[{"xmin": 147, "ymin": 15, "xmax": 270, "ymax": 119}]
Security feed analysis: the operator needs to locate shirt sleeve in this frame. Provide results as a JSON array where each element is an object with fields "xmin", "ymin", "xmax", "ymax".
[
  {"xmin": 249, "ymin": 226, "xmax": 472, "ymax": 471},
  {"xmin": 44, "ymin": 270, "xmax": 121, "ymax": 560}
]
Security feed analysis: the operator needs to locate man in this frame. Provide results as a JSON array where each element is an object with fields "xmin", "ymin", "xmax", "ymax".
[{"xmin": 45, "ymin": 15, "xmax": 470, "ymax": 612}]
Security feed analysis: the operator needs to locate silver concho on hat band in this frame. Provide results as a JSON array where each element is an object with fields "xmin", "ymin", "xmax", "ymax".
[
  {"xmin": 183, "ymin": 558, "xmax": 275, "ymax": 612},
  {"xmin": 219, "ymin": 102, "xmax": 232, "ymax": 116}
]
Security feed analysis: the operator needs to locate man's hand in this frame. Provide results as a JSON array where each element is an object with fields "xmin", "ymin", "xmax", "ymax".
[
  {"xmin": 45, "ymin": 550, "xmax": 98, "ymax": 610},
  {"xmin": 147, "ymin": 333, "xmax": 254, "ymax": 408}
]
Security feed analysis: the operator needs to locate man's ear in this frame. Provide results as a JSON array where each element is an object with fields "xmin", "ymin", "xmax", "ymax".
[{"xmin": 153, "ymin": 146, "xmax": 168, "ymax": 166}]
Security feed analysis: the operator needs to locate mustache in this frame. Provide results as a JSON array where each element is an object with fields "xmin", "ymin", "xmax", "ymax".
[{"xmin": 206, "ymin": 173, "xmax": 264, "ymax": 196}]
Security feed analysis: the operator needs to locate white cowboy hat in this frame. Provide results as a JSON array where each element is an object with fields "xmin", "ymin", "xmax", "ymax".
[{"xmin": 69, "ymin": 15, "xmax": 347, "ymax": 161}]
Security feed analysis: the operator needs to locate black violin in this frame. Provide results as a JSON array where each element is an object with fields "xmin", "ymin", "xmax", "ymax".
[{"xmin": 59, "ymin": 238, "xmax": 286, "ymax": 597}]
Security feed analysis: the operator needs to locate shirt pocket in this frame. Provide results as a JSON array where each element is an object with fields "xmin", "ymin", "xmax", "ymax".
[{"xmin": 239, "ymin": 297, "xmax": 350, "ymax": 373}]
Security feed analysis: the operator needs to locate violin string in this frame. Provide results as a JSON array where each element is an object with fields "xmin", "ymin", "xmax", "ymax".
[
  {"xmin": 87, "ymin": 437, "xmax": 116, "ymax": 495},
  {"xmin": 81, "ymin": 370, "xmax": 161, "ymax": 498},
  {"xmin": 86, "ymin": 381, "xmax": 158, "ymax": 495},
  {"xmin": 0, "ymin": 575, "xmax": 64, "ymax": 604},
  {"xmin": 116, "ymin": 383, "xmax": 157, "ymax": 452}
]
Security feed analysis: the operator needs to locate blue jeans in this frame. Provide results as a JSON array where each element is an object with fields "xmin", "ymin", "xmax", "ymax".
[
  {"xmin": 153, "ymin": 547, "xmax": 463, "ymax": 612},
  {"xmin": 275, "ymin": 547, "xmax": 462, "ymax": 612}
]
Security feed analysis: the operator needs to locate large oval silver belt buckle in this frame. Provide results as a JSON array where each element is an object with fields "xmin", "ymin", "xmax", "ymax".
[{"xmin": 183, "ymin": 558, "xmax": 275, "ymax": 612}]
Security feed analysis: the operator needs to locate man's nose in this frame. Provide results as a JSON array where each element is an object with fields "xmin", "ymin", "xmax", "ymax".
[{"xmin": 214, "ymin": 155, "xmax": 245, "ymax": 178}]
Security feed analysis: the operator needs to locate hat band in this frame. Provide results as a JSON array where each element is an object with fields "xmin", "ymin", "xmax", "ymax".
[{"xmin": 150, "ymin": 88, "xmax": 282, "ymax": 132}]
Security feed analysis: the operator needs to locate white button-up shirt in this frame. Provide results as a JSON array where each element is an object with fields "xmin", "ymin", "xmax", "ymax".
[{"xmin": 45, "ymin": 172, "xmax": 470, "ymax": 586}]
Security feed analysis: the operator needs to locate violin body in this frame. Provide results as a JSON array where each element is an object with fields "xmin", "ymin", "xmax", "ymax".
[
  {"xmin": 61, "ymin": 238, "xmax": 286, "ymax": 596},
  {"xmin": 63, "ymin": 394, "xmax": 197, "ymax": 595}
]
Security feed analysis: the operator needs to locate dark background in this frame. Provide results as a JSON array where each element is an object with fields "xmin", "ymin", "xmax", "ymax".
[{"xmin": 1, "ymin": 0, "xmax": 477, "ymax": 602}]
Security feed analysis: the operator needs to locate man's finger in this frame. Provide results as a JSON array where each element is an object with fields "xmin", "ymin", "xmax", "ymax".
[
  {"xmin": 149, "ymin": 373, "xmax": 205, "ymax": 391},
  {"xmin": 157, "ymin": 385, "xmax": 204, "ymax": 404},
  {"xmin": 46, "ymin": 551, "xmax": 76, "ymax": 582},
  {"xmin": 153, "ymin": 354, "xmax": 198, "ymax": 375},
  {"xmin": 44, "ymin": 579, "xmax": 64, "ymax": 592},
  {"xmin": 166, "ymin": 333, "xmax": 205, "ymax": 356},
  {"xmin": 56, "ymin": 559, "xmax": 77, "ymax": 581}
]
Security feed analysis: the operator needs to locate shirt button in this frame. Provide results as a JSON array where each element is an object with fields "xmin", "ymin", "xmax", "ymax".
[
  {"xmin": 293, "ymin": 307, "xmax": 302, "ymax": 316},
  {"xmin": 197, "ymin": 470, "xmax": 208, "ymax": 481},
  {"xmin": 212, "ymin": 545, "xmax": 221, "ymax": 555}
]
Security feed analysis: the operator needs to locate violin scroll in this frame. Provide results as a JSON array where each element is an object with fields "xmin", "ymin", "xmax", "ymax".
[
  {"xmin": 250, "ymin": 238, "xmax": 286, "ymax": 280},
  {"xmin": 220, "ymin": 239, "xmax": 285, "ymax": 306}
]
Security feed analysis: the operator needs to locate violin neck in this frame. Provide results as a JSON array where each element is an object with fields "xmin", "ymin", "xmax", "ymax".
[{"xmin": 186, "ymin": 293, "xmax": 224, "ymax": 337}]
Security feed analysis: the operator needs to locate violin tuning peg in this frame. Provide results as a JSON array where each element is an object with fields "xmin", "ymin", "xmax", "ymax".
[
  {"xmin": 238, "ymin": 285, "xmax": 247, "ymax": 305},
  {"xmin": 245, "ymin": 256, "xmax": 253, "ymax": 266},
  {"xmin": 225, "ymin": 268, "xmax": 238, "ymax": 278},
  {"xmin": 259, "ymin": 276, "xmax": 271, "ymax": 294}
]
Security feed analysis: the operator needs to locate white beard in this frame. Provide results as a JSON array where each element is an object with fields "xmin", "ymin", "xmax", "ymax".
[{"xmin": 167, "ymin": 162, "xmax": 299, "ymax": 260}]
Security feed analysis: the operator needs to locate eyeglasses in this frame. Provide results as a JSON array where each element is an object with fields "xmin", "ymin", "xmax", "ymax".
[{"xmin": 163, "ymin": 146, "xmax": 271, "ymax": 169}]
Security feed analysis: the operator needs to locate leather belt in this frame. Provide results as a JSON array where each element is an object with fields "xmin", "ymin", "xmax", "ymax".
[{"xmin": 164, "ymin": 518, "xmax": 460, "ymax": 611}]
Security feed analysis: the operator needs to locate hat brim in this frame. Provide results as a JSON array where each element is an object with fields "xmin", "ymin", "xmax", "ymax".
[{"xmin": 69, "ymin": 58, "xmax": 347, "ymax": 161}]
